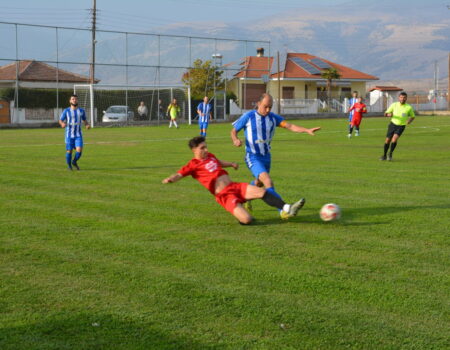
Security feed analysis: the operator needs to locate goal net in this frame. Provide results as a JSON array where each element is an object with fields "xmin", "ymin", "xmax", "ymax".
[{"xmin": 73, "ymin": 84, "xmax": 191, "ymax": 127}]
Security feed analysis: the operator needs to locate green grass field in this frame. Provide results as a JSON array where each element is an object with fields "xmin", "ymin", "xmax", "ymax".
[{"xmin": 1, "ymin": 116, "xmax": 449, "ymax": 349}]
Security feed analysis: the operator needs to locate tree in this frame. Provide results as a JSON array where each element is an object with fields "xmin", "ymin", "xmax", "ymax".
[
  {"xmin": 182, "ymin": 59, "xmax": 225, "ymax": 100},
  {"xmin": 320, "ymin": 68, "xmax": 341, "ymax": 106}
]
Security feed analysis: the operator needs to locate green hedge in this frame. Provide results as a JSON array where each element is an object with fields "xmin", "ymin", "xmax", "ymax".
[{"xmin": 0, "ymin": 88, "xmax": 73, "ymax": 109}]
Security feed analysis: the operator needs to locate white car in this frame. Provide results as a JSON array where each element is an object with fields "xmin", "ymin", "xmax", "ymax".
[{"xmin": 102, "ymin": 106, "xmax": 134, "ymax": 122}]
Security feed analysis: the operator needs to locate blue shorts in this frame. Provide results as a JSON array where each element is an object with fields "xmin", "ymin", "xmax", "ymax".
[
  {"xmin": 245, "ymin": 152, "xmax": 271, "ymax": 179},
  {"xmin": 66, "ymin": 137, "xmax": 83, "ymax": 151},
  {"xmin": 199, "ymin": 122, "xmax": 209, "ymax": 130}
]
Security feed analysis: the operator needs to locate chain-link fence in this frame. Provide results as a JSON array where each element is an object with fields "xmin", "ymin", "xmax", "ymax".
[{"xmin": 0, "ymin": 21, "xmax": 270, "ymax": 126}]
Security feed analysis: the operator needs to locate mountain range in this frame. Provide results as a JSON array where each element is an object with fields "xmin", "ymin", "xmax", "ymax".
[
  {"xmin": 15, "ymin": 0, "xmax": 447, "ymax": 89},
  {"xmin": 152, "ymin": 0, "xmax": 449, "ymax": 83}
]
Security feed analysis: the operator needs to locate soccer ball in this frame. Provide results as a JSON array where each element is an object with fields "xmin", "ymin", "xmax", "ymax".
[{"xmin": 320, "ymin": 203, "xmax": 341, "ymax": 221}]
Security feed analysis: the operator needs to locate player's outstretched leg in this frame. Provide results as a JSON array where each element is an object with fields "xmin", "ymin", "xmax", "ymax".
[
  {"xmin": 246, "ymin": 185, "xmax": 305, "ymax": 220},
  {"xmin": 281, "ymin": 198, "xmax": 306, "ymax": 220}
]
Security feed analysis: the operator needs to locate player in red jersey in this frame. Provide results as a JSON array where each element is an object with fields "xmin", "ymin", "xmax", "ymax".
[
  {"xmin": 347, "ymin": 97, "xmax": 367, "ymax": 138},
  {"xmin": 162, "ymin": 136, "xmax": 305, "ymax": 224}
]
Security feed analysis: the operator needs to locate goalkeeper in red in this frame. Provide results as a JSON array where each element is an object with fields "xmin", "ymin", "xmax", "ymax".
[
  {"xmin": 347, "ymin": 97, "xmax": 367, "ymax": 138},
  {"xmin": 162, "ymin": 136, "xmax": 305, "ymax": 225}
]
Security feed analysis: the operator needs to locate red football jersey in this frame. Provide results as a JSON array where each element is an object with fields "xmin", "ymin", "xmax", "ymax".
[
  {"xmin": 177, "ymin": 152, "xmax": 228, "ymax": 194},
  {"xmin": 349, "ymin": 102, "xmax": 367, "ymax": 119}
]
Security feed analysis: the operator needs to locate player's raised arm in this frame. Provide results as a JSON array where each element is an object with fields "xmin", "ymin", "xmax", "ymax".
[
  {"xmin": 162, "ymin": 173, "xmax": 183, "ymax": 184},
  {"xmin": 282, "ymin": 122, "xmax": 321, "ymax": 135}
]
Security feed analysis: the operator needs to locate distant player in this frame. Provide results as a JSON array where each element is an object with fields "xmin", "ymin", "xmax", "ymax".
[
  {"xmin": 347, "ymin": 91, "xmax": 358, "ymax": 136},
  {"xmin": 162, "ymin": 136, "xmax": 305, "ymax": 224},
  {"xmin": 59, "ymin": 94, "xmax": 90, "ymax": 170},
  {"xmin": 167, "ymin": 98, "xmax": 180, "ymax": 128},
  {"xmin": 380, "ymin": 92, "xmax": 415, "ymax": 161},
  {"xmin": 347, "ymin": 97, "xmax": 367, "ymax": 137},
  {"xmin": 230, "ymin": 93, "xmax": 320, "ymax": 218},
  {"xmin": 197, "ymin": 96, "xmax": 212, "ymax": 137}
]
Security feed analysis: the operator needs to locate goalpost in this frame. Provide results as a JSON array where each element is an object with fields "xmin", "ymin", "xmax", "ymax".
[{"xmin": 74, "ymin": 84, "xmax": 191, "ymax": 127}]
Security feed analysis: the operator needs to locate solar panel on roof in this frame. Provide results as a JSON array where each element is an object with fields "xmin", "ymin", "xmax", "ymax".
[
  {"xmin": 289, "ymin": 57, "xmax": 321, "ymax": 75},
  {"xmin": 310, "ymin": 58, "xmax": 332, "ymax": 69},
  {"xmin": 270, "ymin": 51, "xmax": 287, "ymax": 75}
]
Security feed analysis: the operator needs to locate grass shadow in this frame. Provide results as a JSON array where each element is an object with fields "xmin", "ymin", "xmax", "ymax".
[{"xmin": 0, "ymin": 312, "xmax": 224, "ymax": 350}]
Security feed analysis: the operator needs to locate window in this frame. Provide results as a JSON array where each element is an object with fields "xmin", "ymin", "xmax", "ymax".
[{"xmin": 282, "ymin": 87, "xmax": 294, "ymax": 99}]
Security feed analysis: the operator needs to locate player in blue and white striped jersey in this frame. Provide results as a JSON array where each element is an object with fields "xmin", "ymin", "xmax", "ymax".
[
  {"xmin": 197, "ymin": 96, "xmax": 212, "ymax": 137},
  {"xmin": 59, "ymin": 94, "xmax": 90, "ymax": 170},
  {"xmin": 231, "ymin": 93, "xmax": 320, "ymax": 219}
]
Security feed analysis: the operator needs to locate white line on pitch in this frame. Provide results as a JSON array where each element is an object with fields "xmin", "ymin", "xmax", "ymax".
[{"xmin": 0, "ymin": 124, "xmax": 449, "ymax": 148}]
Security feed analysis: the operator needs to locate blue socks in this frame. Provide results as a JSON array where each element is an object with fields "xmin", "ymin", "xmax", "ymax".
[
  {"xmin": 66, "ymin": 152, "xmax": 72, "ymax": 168},
  {"xmin": 73, "ymin": 151, "xmax": 82, "ymax": 163},
  {"xmin": 66, "ymin": 151, "xmax": 81, "ymax": 169}
]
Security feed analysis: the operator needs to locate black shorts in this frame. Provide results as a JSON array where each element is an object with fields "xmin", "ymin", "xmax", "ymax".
[{"xmin": 386, "ymin": 122, "xmax": 406, "ymax": 138}]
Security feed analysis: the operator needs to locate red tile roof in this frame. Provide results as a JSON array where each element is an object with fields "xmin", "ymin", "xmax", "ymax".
[
  {"xmin": 0, "ymin": 60, "xmax": 98, "ymax": 83},
  {"xmin": 234, "ymin": 53, "xmax": 378, "ymax": 81},
  {"xmin": 234, "ymin": 56, "xmax": 274, "ymax": 78},
  {"xmin": 369, "ymin": 86, "xmax": 403, "ymax": 92}
]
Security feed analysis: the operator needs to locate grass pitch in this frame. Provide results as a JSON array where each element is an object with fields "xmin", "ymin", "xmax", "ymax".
[{"xmin": 1, "ymin": 116, "xmax": 449, "ymax": 349}]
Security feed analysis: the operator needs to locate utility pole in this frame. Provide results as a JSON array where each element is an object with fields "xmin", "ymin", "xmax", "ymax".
[{"xmin": 90, "ymin": 0, "xmax": 97, "ymax": 84}]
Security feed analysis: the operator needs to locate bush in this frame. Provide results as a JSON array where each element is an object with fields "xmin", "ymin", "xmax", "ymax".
[{"xmin": 0, "ymin": 88, "xmax": 73, "ymax": 108}]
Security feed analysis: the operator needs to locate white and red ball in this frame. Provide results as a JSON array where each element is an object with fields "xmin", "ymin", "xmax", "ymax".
[{"xmin": 320, "ymin": 203, "xmax": 341, "ymax": 221}]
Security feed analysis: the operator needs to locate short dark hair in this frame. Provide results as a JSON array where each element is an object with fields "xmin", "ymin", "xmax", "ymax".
[
  {"xmin": 188, "ymin": 136, "xmax": 205, "ymax": 149},
  {"xmin": 353, "ymin": 91, "xmax": 358, "ymax": 94},
  {"xmin": 399, "ymin": 91, "xmax": 407, "ymax": 97},
  {"xmin": 71, "ymin": 94, "xmax": 78, "ymax": 98}
]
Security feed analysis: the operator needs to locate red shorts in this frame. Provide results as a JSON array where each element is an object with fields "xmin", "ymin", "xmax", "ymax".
[
  {"xmin": 351, "ymin": 117, "xmax": 362, "ymax": 127},
  {"xmin": 215, "ymin": 182, "xmax": 248, "ymax": 214}
]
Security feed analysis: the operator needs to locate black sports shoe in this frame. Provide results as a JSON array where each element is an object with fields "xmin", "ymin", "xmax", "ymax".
[
  {"xmin": 72, "ymin": 161, "xmax": 80, "ymax": 170},
  {"xmin": 387, "ymin": 155, "xmax": 392, "ymax": 161},
  {"xmin": 379, "ymin": 156, "xmax": 387, "ymax": 161}
]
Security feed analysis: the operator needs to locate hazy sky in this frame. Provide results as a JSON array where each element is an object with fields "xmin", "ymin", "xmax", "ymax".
[{"xmin": 2, "ymin": 0, "xmax": 448, "ymax": 35}]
